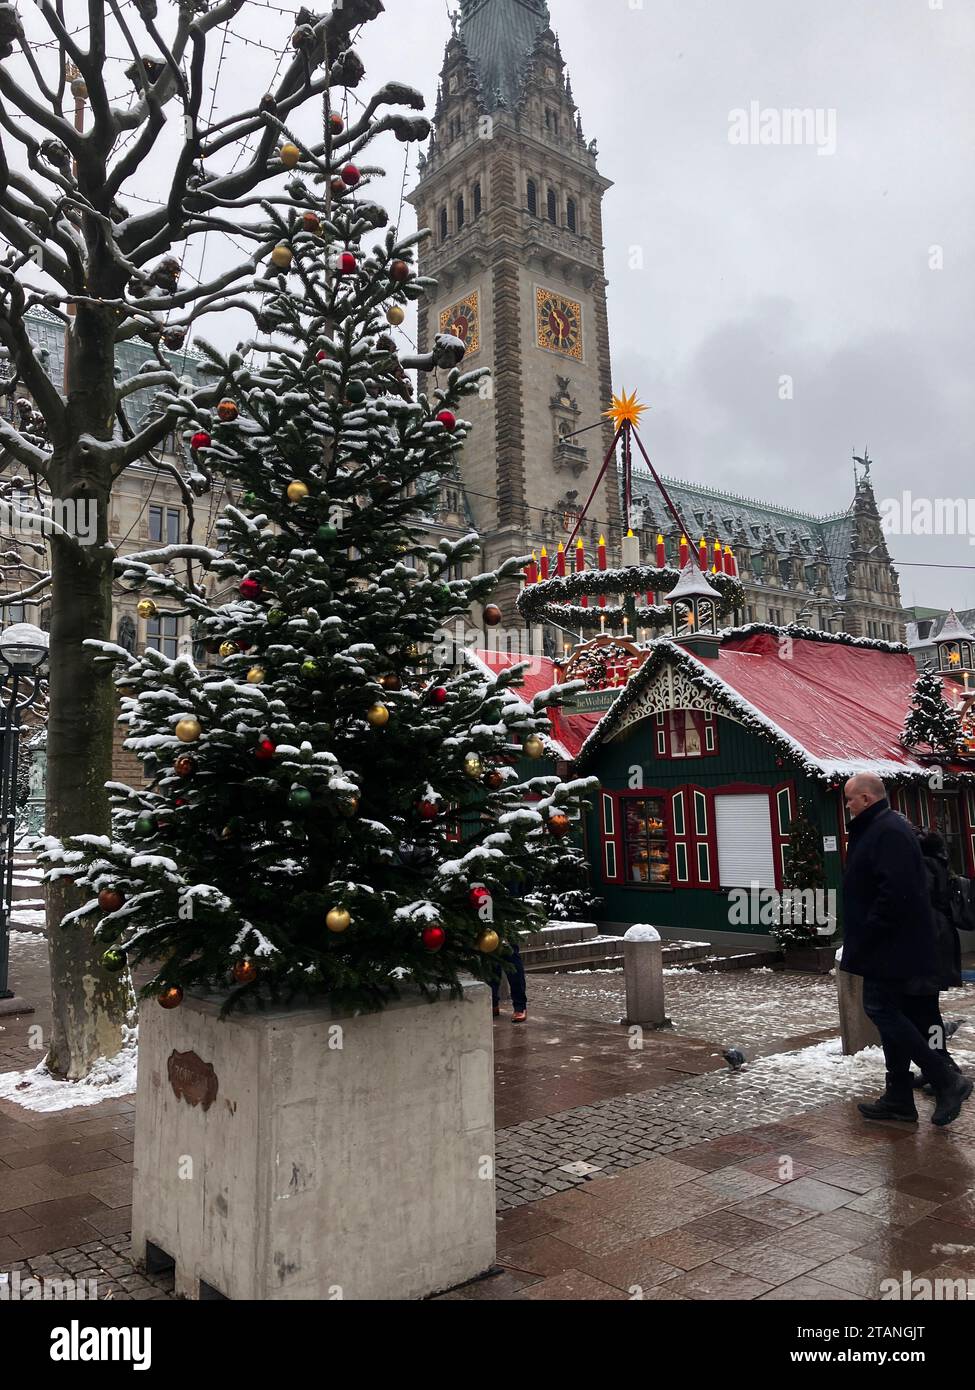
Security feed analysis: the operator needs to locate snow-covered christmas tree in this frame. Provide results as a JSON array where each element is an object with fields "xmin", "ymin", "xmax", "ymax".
[
  {"xmin": 902, "ymin": 666, "xmax": 962, "ymax": 757},
  {"xmin": 43, "ymin": 87, "xmax": 595, "ymax": 1014}
]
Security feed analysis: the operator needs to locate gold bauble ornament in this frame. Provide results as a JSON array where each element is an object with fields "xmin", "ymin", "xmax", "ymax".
[
  {"xmin": 136, "ymin": 598, "xmax": 157, "ymax": 620},
  {"xmin": 175, "ymin": 717, "xmax": 202, "ymax": 743},
  {"xmin": 367, "ymin": 702, "xmax": 390, "ymax": 727},
  {"xmin": 386, "ymin": 305, "xmax": 406, "ymax": 326},
  {"xmin": 232, "ymin": 959, "xmax": 258, "ymax": 985},
  {"xmin": 326, "ymin": 906, "xmax": 352, "ymax": 933},
  {"xmin": 270, "ymin": 244, "xmax": 294, "ymax": 270},
  {"xmin": 158, "ymin": 985, "xmax": 183, "ymax": 1009},
  {"xmin": 279, "ymin": 142, "xmax": 301, "ymax": 169},
  {"xmin": 463, "ymin": 753, "xmax": 483, "ymax": 779},
  {"xmin": 523, "ymin": 735, "xmax": 544, "ymax": 759},
  {"xmin": 286, "ymin": 480, "xmax": 309, "ymax": 503},
  {"xmin": 218, "ymin": 641, "xmax": 239, "ymax": 658},
  {"xmin": 477, "ymin": 929, "xmax": 500, "ymax": 954},
  {"xmin": 246, "ymin": 666, "xmax": 266, "ymax": 684}
]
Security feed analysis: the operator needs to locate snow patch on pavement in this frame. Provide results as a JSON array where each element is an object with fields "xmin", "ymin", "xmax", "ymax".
[{"xmin": 0, "ymin": 1024, "xmax": 137, "ymax": 1112}]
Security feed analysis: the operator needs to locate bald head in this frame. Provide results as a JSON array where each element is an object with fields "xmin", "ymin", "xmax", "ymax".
[{"xmin": 844, "ymin": 773, "xmax": 887, "ymax": 821}]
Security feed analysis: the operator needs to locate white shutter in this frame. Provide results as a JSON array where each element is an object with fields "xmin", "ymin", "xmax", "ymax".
[{"xmin": 714, "ymin": 794, "xmax": 776, "ymax": 888}]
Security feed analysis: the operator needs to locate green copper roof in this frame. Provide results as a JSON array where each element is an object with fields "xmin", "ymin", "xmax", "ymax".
[{"xmin": 458, "ymin": 0, "xmax": 551, "ymax": 111}]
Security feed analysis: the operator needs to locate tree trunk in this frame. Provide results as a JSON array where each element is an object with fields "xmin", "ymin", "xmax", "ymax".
[{"xmin": 43, "ymin": 302, "xmax": 133, "ymax": 1078}]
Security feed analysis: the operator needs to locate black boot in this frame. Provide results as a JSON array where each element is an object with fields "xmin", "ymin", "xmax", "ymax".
[
  {"xmin": 931, "ymin": 1072, "xmax": 973, "ymax": 1127},
  {"xmin": 858, "ymin": 1074, "xmax": 918, "ymax": 1123}
]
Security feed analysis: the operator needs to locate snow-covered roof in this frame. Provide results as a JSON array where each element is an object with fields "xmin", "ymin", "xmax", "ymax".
[
  {"xmin": 937, "ymin": 609, "xmax": 975, "ymax": 644},
  {"xmin": 666, "ymin": 559, "xmax": 722, "ymax": 603}
]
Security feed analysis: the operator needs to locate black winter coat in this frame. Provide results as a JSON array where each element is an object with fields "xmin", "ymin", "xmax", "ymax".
[
  {"xmin": 841, "ymin": 799, "xmax": 938, "ymax": 981},
  {"xmin": 921, "ymin": 852, "xmax": 963, "ymax": 990}
]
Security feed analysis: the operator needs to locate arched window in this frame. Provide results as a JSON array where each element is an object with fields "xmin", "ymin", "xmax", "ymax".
[
  {"xmin": 527, "ymin": 178, "xmax": 537, "ymax": 216},
  {"xmin": 473, "ymin": 182, "xmax": 482, "ymax": 217},
  {"xmin": 439, "ymin": 206, "xmax": 448, "ymax": 242},
  {"xmin": 456, "ymin": 194, "xmax": 465, "ymax": 230},
  {"xmin": 566, "ymin": 197, "xmax": 577, "ymax": 233},
  {"xmin": 547, "ymin": 188, "xmax": 557, "ymax": 224}
]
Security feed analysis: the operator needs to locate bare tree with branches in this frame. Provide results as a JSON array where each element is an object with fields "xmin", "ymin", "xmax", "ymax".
[{"xmin": 0, "ymin": 0, "xmax": 425, "ymax": 1077}]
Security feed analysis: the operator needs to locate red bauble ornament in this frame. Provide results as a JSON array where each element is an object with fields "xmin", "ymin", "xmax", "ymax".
[
  {"xmin": 98, "ymin": 888, "xmax": 124, "ymax": 913},
  {"xmin": 484, "ymin": 770, "xmax": 504, "ymax": 791},
  {"xmin": 429, "ymin": 686, "xmax": 448, "ymax": 706},
  {"xmin": 255, "ymin": 738, "xmax": 276, "ymax": 761},
  {"xmin": 174, "ymin": 754, "xmax": 196, "ymax": 777},
  {"xmin": 548, "ymin": 813, "xmax": 571, "ymax": 838},
  {"xmin": 302, "ymin": 211, "xmax": 321, "ymax": 234},
  {"xmin": 232, "ymin": 959, "xmax": 258, "ymax": 985},
  {"xmin": 417, "ymin": 799, "xmax": 439, "ymax": 821},
  {"xmin": 190, "ymin": 430, "xmax": 211, "ymax": 451},
  {"xmin": 389, "ymin": 259, "xmax": 411, "ymax": 283},
  {"xmin": 239, "ymin": 576, "xmax": 262, "ymax": 600},
  {"xmin": 483, "ymin": 604, "xmax": 503, "ymax": 627},
  {"xmin": 316, "ymin": 349, "xmax": 328, "ymax": 362},
  {"xmin": 468, "ymin": 886, "xmax": 491, "ymax": 910},
  {"xmin": 217, "ymin": 398, "xmax": 238, "ymax": 422},
  {"xmin": 337, "ymin": 251, "xmax": 357, "ymax": 275},
  {"xmin": 436, "ymin": 410, "xmax": 457, "ymax": 432},
  {"xmin": 158, "ymin": 986, "xmax": 183, "ymax": 1010},
  {"xmin": 329, "ymin": 112, "xmax": 344, "ymax": 135},
  {"xmin": 330, "ymin": 177, "xmax": 347, "ymax": 198},
  {"xmin": 341, "ymin": 163, "xmax": 361, "ymax": 187},
  {"xmin": 422, "ymin": 925, "xmax": 446, "ymax": 953}
]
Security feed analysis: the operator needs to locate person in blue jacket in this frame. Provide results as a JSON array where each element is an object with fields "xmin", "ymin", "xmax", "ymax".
[{"xmin": 841, "ymin": 773, "xmax": 972, "ymax": 1126}]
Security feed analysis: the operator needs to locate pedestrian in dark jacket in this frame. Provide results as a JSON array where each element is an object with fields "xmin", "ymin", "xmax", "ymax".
[
  {"xmin": 841, "ymin": 774, "xmax": 972, "ymax": 1126},
  {"xmin": 904, "ymin": 828, "xmax": 964, "ymax": 1085}
]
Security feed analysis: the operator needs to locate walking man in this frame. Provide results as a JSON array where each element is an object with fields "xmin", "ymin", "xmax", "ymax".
[{"xmin": 841, "ymin": 773, "xmax": 972, "ymax": 1126}]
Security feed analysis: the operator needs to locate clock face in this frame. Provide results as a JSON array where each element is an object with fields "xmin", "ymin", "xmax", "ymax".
[
  {"xmin": 439, "ymin": 290, "xmax": 480, "ymax": 356},
  {"xmin": 536, "ymin": 288, "xmax": 583, "ymax": 360}
]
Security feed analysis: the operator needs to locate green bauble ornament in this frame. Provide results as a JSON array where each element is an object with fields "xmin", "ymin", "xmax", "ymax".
[
  {"xmin": 135, "ymin": 815, "xmax": 154, "ymax": 836},
  {"xmin": 316, "ymin": 525, "xmax": 338, "ymax": 543},
  {"xmin": 346, "ymin": 380, "xmax": 367, "ymax": 404},
  {"xmin": 289, "ymin": 785, "xmax": 312, "ymax": 809},
  {"xmin": 242, "ymin": 491, "xmax": 259, "ymax": 507},
  {"xmin": 102, "ymin": 949, "xmax": 127, "ymax": 974},
  {"xmin": 267, "ymin": 608, "xmax": 287, "ymax": 627},
  {"xmin": 301, "ymin": 657, "xmax": 321, "ymax": 679}
]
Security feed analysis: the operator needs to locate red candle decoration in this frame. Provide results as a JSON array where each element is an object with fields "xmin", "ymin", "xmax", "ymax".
[
  {"xmin": 656, "ymin": 533, "xmax": 666, "ymax": 567},
  {"xmin": 525, "ymin": 553, "xmax": 538, "ymax": 586},
  {"xmin": 698, "ymin": 536, "xmax": 707, "ymax": 570},
  {"xmin": 556, "ymin": 542, "xmax": 566, "ymax": 577},
  {"xmin": 679, "ymin": 534, "xmax": 688, "ymax": 567},
  {"xmin": 727, "ymin": 548, "xmax": 738, "ymax": 577},
  {"xmin": 576, "ymin": 536, "xmax": 588, "ymax": 608},
  {"xmin": 255, "ymin": 738, "xmax": 276, "ymax": 761},
  {"xmin": 712, "ymin": 538, "xmax": 721, "ymax": 570},
  {"xmin": 540, "ymin": 546, "xmax": 549, "ymax": 581},
  {"xmin": 190, "ymin": 430, "xmax": 211, "ymax": 452},
  {"xmin": 598, "ymin": 534, "xmax": 607, "ymax": 609},
  {"xmin": 421, "ymin": 925, "xmax": 446, "ymax": 952},
  {"xmin": 341, "ymin": 163, "xmax": 361, "ymax": 186},
  {"xmin": 436, "ymin": 409, "xmax": 457, "ymax": 432},
  {"xmin": 239, "ymin": 576, "xmax": 262, "ymax": 601}
]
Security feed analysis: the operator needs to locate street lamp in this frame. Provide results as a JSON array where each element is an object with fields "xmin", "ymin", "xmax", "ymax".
[{"xmin": 0, "ymin": 622, "xmax": 48, "ymax": 1004}]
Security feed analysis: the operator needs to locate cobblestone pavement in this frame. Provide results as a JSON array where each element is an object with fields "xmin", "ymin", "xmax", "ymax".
[
  {"xmin": 528, "ymin": 967, "xmax": 847, "ymax": 1052},
  {"xmin": 4, "ymin": 927, "xmax": 975, "ymax": 1300}
]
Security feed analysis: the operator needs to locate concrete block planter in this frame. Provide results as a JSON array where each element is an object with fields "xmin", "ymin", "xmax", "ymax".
[{"xmin": 132, "ymin": 981, "xmax": 496, "ymax": 1301}]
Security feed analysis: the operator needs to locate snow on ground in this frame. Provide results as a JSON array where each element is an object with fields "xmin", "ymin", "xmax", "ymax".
[
  {"xmin": 0, "ymin": 1024, "xmax": 137, "ymax": 1113},
  {"xmin": 10, "ymin": 909, "xmax": 46, "ymax": 931}
]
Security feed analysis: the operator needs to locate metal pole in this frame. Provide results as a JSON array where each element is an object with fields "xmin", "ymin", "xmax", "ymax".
[{"xmin": 0, "ymin": 675, "xmax": 19, "ymax": 999}]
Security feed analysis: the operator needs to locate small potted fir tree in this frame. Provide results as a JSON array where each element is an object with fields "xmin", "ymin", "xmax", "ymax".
[{"xmin": 774, "ymin": 803, "xmax": 836, "ymax": 972}]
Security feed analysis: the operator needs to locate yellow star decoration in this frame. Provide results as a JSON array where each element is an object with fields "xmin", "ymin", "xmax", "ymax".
[{"xmin": 604, "ymin": 389, "xmax": 649, "ymax": 432}]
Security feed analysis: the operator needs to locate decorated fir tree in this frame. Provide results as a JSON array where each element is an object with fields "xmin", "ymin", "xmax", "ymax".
[
  {"xmin": 777, "ymin": 801, "xmax": 830, "ymax": 947},
  {"xmin": 42, "ymin": 78, "xmax": 595, "ymax": 1014},
  {"xmin": 902, "ymin": 667, "xmax": 962, "ymax": 757},
  {"xmin": 523, "ymin": 841, "xmax": 602, "ymax": 923}
]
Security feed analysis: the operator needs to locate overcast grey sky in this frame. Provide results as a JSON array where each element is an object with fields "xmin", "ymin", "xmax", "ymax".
[{"xmin": 14, "ymin": 0, "xmax": 975, "ymax": 608}]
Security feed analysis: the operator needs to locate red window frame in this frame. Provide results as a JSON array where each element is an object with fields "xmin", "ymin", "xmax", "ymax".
[
  {"xmin": 711, "ymin": 781, "xmax": 789, "ymax": 891},
  {"xmin": 655, "ymin": 709, "xmax": 719, "ymax": 760},
  {"xmin": 599, "ymin": 784, "xmax": 722, "ymax": 890}
]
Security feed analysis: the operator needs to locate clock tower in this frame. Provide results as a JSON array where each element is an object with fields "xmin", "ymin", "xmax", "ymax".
[{"xmin": 407, "ymin": 0, "xmax": 621, "ymax": 609}]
